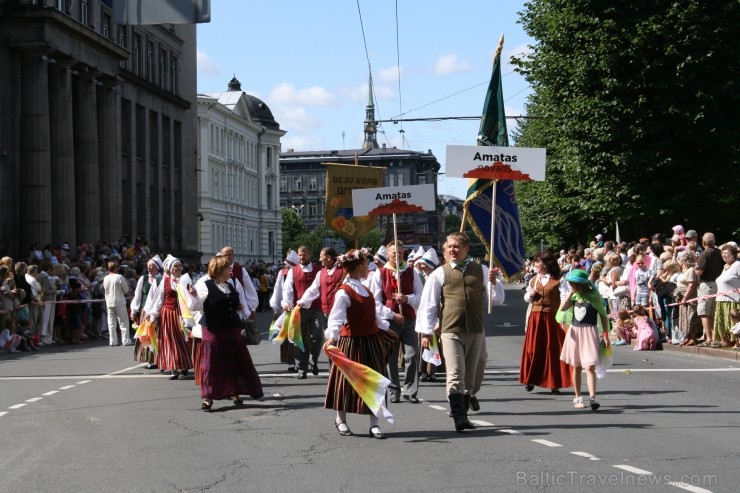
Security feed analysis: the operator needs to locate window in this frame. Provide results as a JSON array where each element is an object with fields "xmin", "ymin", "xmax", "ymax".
[
  {"xmin": 280, "ymin": 178, "xmax": 287, "ymax": 191},
  {"xmin": 146, "ymin": 41, "xmax": 154, "ymax": 83},
  {"xmin": 159, "ymin": 49, "xmax": 167, "ymax": 90},
  {"xmin": 102, "ymin": 13, "xmax": 112, "ymax": 39},
  {"xmin": 309, "ymin": 202, "xmax": 317, "ymax": 217},
  {"xmin": 117, "ymin": 25, "xmax": 127, "ymax": 68},
  {"xmin": 266, "ymin": 147, "xmax": 272, "ymax": 168},
  {"xmin": 293, "ymin": 203, "xmax": 304, "ymax": 216},
  {"xmin": 293, "ymin": 177, "xmax": 302, "ymax": 192},
  {"xmin": 170, "ymin": 56, "xmax": 177, "ymax": 94},
  {"xmin": 133, "ymin": 34, "xmax": 142, "ymax": 76},
  {"xmin": 266, "ymin": 184, "xmax": 273, "ymax": 210},
  {"xmin": 55, "ymin": 0, "xmax": 66, "ymax": 12},
  {"xmin": 80, "ymin": 0, "xmax": 89, "ymax": 26},
  {"xmin": 309, "ymin": 176, "xmax": 317, "ymax": 191},
  {"xmin": 388, "ymin": 174, "xmax": 395, "ymax": 187},
  {"xmin": 398, "ymin": 174, "xmax": 404, "ymax": 186}
]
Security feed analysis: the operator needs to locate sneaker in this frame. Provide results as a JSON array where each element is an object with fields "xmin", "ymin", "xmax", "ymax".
[
  {"xmin": 710, "ymin": 341, "xmax": 722, "ymax": 348},
  {"xmin": 613, "ymin": 340, "xmax": 627, "ymax": 346}
]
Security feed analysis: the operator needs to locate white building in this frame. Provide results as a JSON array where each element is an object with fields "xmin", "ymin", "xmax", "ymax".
[{"xmin": 196, "ymin": 76, "xmax": 285, "ymax": 265}]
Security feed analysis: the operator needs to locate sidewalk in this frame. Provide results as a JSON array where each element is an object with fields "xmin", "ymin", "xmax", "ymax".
[{"xmin": 662, "ymin": 342, "xmax": 740, "ymax": 362}]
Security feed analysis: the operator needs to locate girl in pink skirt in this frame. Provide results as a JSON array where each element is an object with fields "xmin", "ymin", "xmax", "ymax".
[{"xmin": 556, "ymin": 269, "xmax": 610, "ymax": 411}]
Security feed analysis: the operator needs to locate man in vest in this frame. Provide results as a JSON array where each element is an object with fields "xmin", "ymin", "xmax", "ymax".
[
  {"xmin": 416, "ymin": 232, "xmax": 505, "ymax": 432},
  {"xmin": 296, "ymin": 247, "xmax": 343, "ymax": 324},
  {"xmin": 282, "ymin": 245, "xmax": 324, "ymax": 379},
  {"xmin": 220, "ymin": 246, "xmax": 259, "ymax": 314},
  {"xmin": 270, "ymin": 250, "xmax": 300, "ymax": 372},
  {"xmin": 369, "ymin": 241, "xmax": 424, "ymax": 403}
]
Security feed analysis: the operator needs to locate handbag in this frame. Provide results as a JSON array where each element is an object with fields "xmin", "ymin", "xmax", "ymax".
[
  {"xmin": 240, "ymin": 312, "xmax": 261, "ymax": 345},
  {"xmin": 612, "ymin": 285, "xmax": 629, "ymax": 297}
]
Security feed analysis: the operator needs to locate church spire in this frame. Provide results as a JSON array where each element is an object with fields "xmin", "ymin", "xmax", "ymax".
[{"xmin": 362, "ymin": 72, "xmax": 379, "ymax": 150}]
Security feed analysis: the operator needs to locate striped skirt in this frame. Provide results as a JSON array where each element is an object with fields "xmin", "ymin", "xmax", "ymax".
[
  {"xmin": 156, "ymin": 306, "xmax": 193, "ymax": 371},
  {"xmin": 324, "ymin": 329, "xmax": 397, "ymax": 415},
  {"xmin": 133, "ymin": 338, "xmax": 155, "ymax": 364}
]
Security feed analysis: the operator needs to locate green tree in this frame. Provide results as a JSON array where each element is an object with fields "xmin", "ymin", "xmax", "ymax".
[
  {"xmin": 512, "ymin": 0, "xmax": 740, "ymax": 250},
  {"xmin": 281, "ymin": 207, "xmax": 305, "ymax": 254},
  {"xmin": 360, "ymin": 228, "xmax": 382, "ymax": 252}
]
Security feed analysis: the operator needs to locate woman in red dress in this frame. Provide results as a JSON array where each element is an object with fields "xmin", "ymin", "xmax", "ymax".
[{"xmin": 520, "ymin": 252, "xmax": 573, "ymax": 394}]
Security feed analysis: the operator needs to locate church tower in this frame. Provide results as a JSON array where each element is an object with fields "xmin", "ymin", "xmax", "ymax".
[{"xmin": 362, "ymin": 73, "xmax": 379, "ymax": 150}]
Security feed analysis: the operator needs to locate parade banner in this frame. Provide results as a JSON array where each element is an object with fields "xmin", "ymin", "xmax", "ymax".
[
  {"xmin": 351, "ymin": 184, "xmax": 436, "ymax": 216},
  {"xmin": 324, "ymin": 163, "xmax": 385, "ymax": 241},
  {"xmin": 445, "ymin": 144, "xmax": 546, "ymax": 181}
]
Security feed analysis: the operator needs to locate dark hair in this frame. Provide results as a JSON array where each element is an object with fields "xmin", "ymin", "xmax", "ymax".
[
  {"xmin": 535, "ymin": 251, "xmax": 561, "ymax": 279},
  {"xmin": 321, "ymin": 247, "xmax": 337, "ymax": 260},
  {"xmin": 649, "ymin": 243, "xmax": 664, "ymax": 256}
]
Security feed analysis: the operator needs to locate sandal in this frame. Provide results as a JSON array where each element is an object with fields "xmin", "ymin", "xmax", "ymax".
[
  {"xmin": 201, "ymin": 401, "xmax": 212, "ymax": 412},
  {"xmin": 573, "ymin": 396, "xmax": 585, "ymax": 409},
  {"xmin": 589, "ymin": 397, "xmax": 600, "ymax": 411},
  {"xmin": 335, "ymin": 421, "xmax": 353, "ymax": 436}
]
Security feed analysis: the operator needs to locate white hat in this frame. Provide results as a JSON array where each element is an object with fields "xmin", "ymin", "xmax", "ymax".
[
  {"xmin": 414, "ymin": 246, "xmax": 425, "ymax": 261},
  {"xmin": 374, "ymin": 245, "xmax": 388, "ymax": 265},
  {"xmin": 163, "ymin": 254, "xmax": 180, "ymax": 272},
  {"xmin": 148, "ymin": 255, "xmax": 164, "ymax": 273},
  {"xmin": 368, "ymin": 262, "xmax": 378, "ymax": 271},
  {"xmin": 61, "ymin": 243, "xmax": 70, "ymax": 250},
  {"xmin": 419, "ymin": 249, "xmax": 439, "ymax": 270},
  {"xmin": 595, "ymin": 234, "xmax": 603, "ymax": 241},
  {"xmin": 285, "ymin": 250, "xmax": 299, "ymax": 266}
]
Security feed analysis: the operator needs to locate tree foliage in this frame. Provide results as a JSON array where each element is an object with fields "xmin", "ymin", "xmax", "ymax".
[
  {"xmin": 281, "ymin": 207, "xmax": 305, "ymax": 254},
  {"xmin": 512, "ymin": 0, "xmax": 740, "ymax": 251}
]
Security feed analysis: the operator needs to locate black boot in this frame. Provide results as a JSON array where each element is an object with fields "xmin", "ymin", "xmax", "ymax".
[
  {"xmin": 449, "ymin": 394, "xmax": 475, "ymax": 432},
  {"xmin": 463, "ymin": 394, "xmax": 471, "ymax": 413}
]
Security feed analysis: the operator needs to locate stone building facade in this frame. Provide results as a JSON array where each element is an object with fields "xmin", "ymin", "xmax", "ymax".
[
  {"xmin": 0, "ymin": 0, "xmax": 198, "ymax": 260},
  {"xmin": 196, "ymin": 77, "xmax": 285, "ymax": 265}
]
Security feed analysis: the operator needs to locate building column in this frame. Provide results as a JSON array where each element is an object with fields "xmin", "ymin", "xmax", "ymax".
[
  {"xmin": 72, "ymin": 67, "xmax": 101, "ymax": 245},
  {"xmin": 18, "ymin": 50, "xmax": 52, "ymax": 250},
  {"xmin": 97, "ymin": 80, "xmax": 121, "ymax": 242},
  {"xmin": 48, "ymin": 59, "xmax": 77, "ymax": 245}
]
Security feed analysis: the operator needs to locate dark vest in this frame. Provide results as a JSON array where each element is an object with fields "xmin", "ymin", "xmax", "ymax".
[
  {"xmin": 339, "ymin": 285, "xmax": 379, "ymax": 337},
  {"xmin": 203, "ymin": 280, "xmax": 241, "ymax": 330},
  {"xmin": 440, "ymin": 262, "xmax": 484, "ymax": 334},
  {"xmin": 292, "ymin": 264, "xmax": 321, "ymax": 310},
  {"xmin": 379, "ymin": 266, "xmax": 416, "ymax": 319}
]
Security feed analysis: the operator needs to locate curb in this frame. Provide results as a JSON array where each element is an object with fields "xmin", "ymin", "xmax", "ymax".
[{"xmin": 661, "ymin": 342, "xmax": 740, "ymax": 362}]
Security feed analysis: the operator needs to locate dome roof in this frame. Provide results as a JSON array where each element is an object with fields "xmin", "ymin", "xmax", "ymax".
[{"xmin": 244, "ymin": 95, "xmax": 280, "ymax": 130}]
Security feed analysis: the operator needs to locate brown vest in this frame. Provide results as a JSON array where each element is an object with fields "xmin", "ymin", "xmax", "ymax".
[{"xmin": 440, "ymin": 262, "xmax": 484, "ymax": 334}]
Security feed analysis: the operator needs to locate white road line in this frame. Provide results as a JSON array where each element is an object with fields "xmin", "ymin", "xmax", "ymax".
[
  {"xmin": 570, "ymin": 451, "xmax": 600, "ymax": 461},
  {"xmin": 428, "ymin": 405, "xmax": 447, "ymax": 411},
  {"xmin": 532, "ymin": 439, "xmax": 562, "ymax": 447},
  {"xmin": 76, "ymin": 380, "xmax": 91, "ymax": 384},
  {"xmin": 0, "ymin": 412, "xmax": 7, "ymax": 418},
  {"xmin": 613, "ymin": 465, "xmax": 653, "ymax": 475},
  {"xmin": 42, "ymin": 390, "xmax": 59, "ymax": 396},
  {"xmin": 498, "ymin": 429, "xmax": 522, "ymax": 435},
  {"xmin": 25, "ymin": 397, "xmax": 42, "ymax": 403},
  {"xmin": 667, "ymin": 482, "xmax": 714, "ymax": 493},
  {"xmin": 470, "ymin": 419, "xmax": 494, "ymax": 427},
  {"xmin": 105, "ymin": 363, "xmax": 147, "ymax": 376},
  {"xmin": 59, "ymin": 385, "xmax": 76, "ymax": 390},
  {"xmin": 8, "ymin": 403, "xmax": 26, "ymax": 409}
]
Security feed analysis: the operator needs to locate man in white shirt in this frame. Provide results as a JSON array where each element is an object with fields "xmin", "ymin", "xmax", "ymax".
[
  {"xmin": 219, "ymin": 246, "xmax": 259, "ymax": 313},
  {"xmin": 103, "ymin": 262, "xmax": 132, "ymax": 346},
  {"xmin": 416, "ymin": 232, "xmax": 505, "ymax": 432}
]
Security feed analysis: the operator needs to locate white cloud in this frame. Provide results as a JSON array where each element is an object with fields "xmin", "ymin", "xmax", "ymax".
[
  {"xmin": 504, "ymin": 43, "xmax": 533, "ymax": 73},
  {"xmin": 268, "ymin": 83, "xmax": 337, "ymax": 107},
  {"xmin": 377, "ymin": 65, "xmax": 403, "ymax": 83},
  {"xmin": 341, "ymin": 83, "xmax": 394, "ymax": 104},
  {"xmin": 281, "ymin": 135, "xmax": 326, "ymax": 152},
  {"xmin": 270, "ymin": 105, "xmax": 321, "ymax": 134},
  {"xmin": 197, "ymin": 49, "xmax": 220, "ymax": 76},
  {"xmin": 432, "ymin": 53, "xmax": 474, "ymax": 76}
]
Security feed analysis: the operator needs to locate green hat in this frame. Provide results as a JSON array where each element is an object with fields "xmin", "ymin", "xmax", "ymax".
[{"xmin": 564, "ymin": 268, "xmax": 590, "ymax": 284}]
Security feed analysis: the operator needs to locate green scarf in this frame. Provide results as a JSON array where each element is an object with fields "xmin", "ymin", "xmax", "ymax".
[{"xmin": 556, "ymin": 287, "xmax": 609, "ymax": 334}]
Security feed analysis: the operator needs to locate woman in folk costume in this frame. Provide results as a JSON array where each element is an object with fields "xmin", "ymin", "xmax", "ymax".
[
  {"xmin": 415, "ymin": 248, "xmax": 444, "ymax": 382},
  {"xmin": 190, "ymin": 255, "xmax": 263, "ymax": 412},
  {"xmin": 270, "ymin": 250, "xmax": 300, "ymax": 372},
  {"xmin": 324, "ymin": 249, "xmax": 397, "ymax": 439},
  {"xmin": 131, "ymin": 255, "xmax": 163, "ymax": 369},
  {"xmin": 520, "ymin": 252, "xmax": 574, "ymax": 394},
  {"xmin": 148, "ymin": 255, "xmax": 193, "ymax": 380}
]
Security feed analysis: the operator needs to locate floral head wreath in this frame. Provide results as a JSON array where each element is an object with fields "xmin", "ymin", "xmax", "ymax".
[{"xmin": 337, "ymin": 248, "xmax": 373, "ymax": 269}]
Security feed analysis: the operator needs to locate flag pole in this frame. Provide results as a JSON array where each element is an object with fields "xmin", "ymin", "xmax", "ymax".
[
  {"xmin": 460, "ymin": 206, "xmax": 468, "ymax": 233},
  {"xmin": 488, "ymin": 180, "xmax": 498, "ymax": 314},
  {"xmin": 392, "ymin": 212, "xmax": 402, "ymax": 315}
]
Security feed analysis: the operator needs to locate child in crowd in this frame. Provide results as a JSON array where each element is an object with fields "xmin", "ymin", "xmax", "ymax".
[
  {"xmin": 729, "ymin": 309, "xmax": 740, "ymax": 350},
  {"xmin": 633, "ymin": 255, "xmax": 651, "ymax": 306},
  {"xmin": 612, "ymin": 309, "xmax": 635, "ymax": 346},
  {"xmin": 16, "ymin": 318, "xmax": 39, "ymax": 351},
  {"xmin": 1, "ymin": 319, "xmax": 25, "ymax": 353},
  {"xmin": 633, "ymin": 305, "xmax": 658, "ymax": 351}
]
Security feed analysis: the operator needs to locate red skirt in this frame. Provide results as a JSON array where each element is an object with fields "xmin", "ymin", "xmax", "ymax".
[
  {"xmin": 324, "ymin": 329, "xmax": 396, "ymax": 415},
  {"xmin": 156, "ymin": 306, "xmax": 193, "ymax": 371},
  {"xmin": 198, "ymin": 326, "xmax": 263, "ymax": 400},
  {"xmin": 519, "ymin": 310, "xmax": 573, "ymax": 389}
]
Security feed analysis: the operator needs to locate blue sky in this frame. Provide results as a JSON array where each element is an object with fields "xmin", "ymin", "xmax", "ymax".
[{"xmin": 196, "ymin": 1, "xmax": 534, "ymax": 200}]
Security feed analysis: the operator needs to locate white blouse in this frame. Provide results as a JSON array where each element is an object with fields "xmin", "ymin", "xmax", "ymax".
[{"xmin": 325, "ymin": 278, "xmax": 390, "ymax": 342}]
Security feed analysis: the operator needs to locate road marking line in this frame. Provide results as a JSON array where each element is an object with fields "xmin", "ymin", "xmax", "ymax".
[
  {"xmin": 8, "ymin": 403, "xmax": 26, "ymax": 409},
  {"xmin": 570, "ymin": 451, "xmax": 600, "ymax": 461},
  {"xmin": 76, "ymin": 380, "xmax": 91, "ymax": 384},
  {"xmin": 498, "ymin": 429, "xmax": 522, "ymax": 435},
  {"xmin": 25, "ymin": 397, "xmax": 42, "ymax": 403},
  {"xmin": 106, "ymin": 363, "xmax": 147, "ymax": 376},
  {"xmin": 417, "ymin": 398, "xmax": 426, "ymax": 402},
  {"xmin": 532, "ymin": 439, "xmax": 561, "ymax": 447},
  {"xmin": 59, "ymin": 385, "xmax": 76, "ymax": 390},
  {"xmin": 42, "ymin": 391, "xmax": 59, "ymax": 396},
  {"xmin": 613, "ymin": 465, "xmax": 653, "ymax": 475},
  {"xmin": 0, "ymin": 412, "xmax": 7, "ymax": 418},
  {"xmin": 470, "ymin": 419, "xmax": 494, "ymax": 427},
  {"xmin": 667, "ymin": 482, "xmax": 714, "ymax": 493},
  {"xmin": 428, "ymin": 405, "xmax": 447, "ymax": 411}
]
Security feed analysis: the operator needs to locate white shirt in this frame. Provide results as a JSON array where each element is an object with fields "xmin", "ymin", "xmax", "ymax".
[
  {"xmin": 523, "ymin": 274, "xmax": 566, "ymax": 302},
  {"xmin": 325, "ymin": 278, "xmax": 390, "ymax": 341},
  {"xmin": 25, "ymin": 274, "xmax": 42, "ymax": 301},
  {"xmin": 232, "ymin": 263, "xmax": 259, "ymax": 312},
  {"xmin": 103, "ymin": 273, "xmax": 130, "ymax": 307},
  {"xmin": 415, "ymin": 262, "xmax": 505, "ymax": 335},
  {"xmin": 269, "ymin": 269, "xmax": 288, "ymax": 315},
  {"xmin": 193, "ymin": 276, "xmax": 250, "ymax": 318},
  {"xmin": 282, "ymin": 263, "xmax": 316, "ymax": 311},
  {"xmin": 367, "ymin": 263, "xmax": 424, "ymax": 320},
  {"xmin": 130, "ymin": 275, "xmax": 161, "ymax": 315}
]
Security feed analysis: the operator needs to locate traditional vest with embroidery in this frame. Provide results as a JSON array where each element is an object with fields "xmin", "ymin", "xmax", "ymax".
[
  {"xmin": 292, "ymin": 264, "xmax": 321, "ymax": 310},
  {"xmin": 440, "ymin": 262, "xmax": 484, "ymax": 333},
  {"xmin": 339, "ymin": 285, "xmax": 379, "ymax": 337}
]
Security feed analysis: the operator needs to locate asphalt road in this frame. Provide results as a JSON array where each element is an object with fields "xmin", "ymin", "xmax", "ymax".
[{"xmin": 1, "ymin": 284, "xmax": 738, "ymax": 493}]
